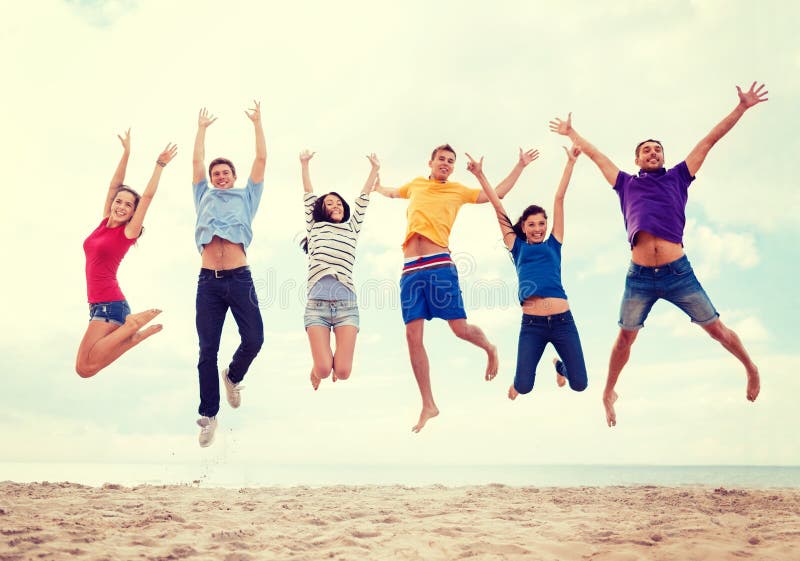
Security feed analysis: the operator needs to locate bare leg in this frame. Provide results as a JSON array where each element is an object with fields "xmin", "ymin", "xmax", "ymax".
[
  {"xmin": 331, "ymin": 325, "xmax": 358, "ymax": 381},
  {"xmin": 75, "ymin": 309, "xmax": 162, "ymax": 378},
  {"xmin": 553, "ymin": 357, "xmax": 567, "ymax": 388},
  {"xmin": 701, "ymin": 319, "xmax": 760, "ymax": 401},
  {"xmin": 604, "ymin": 328, "xmax": 639, "ymax": 427},
  {"xmin": 508, "ymin": 385, "xmax": 519, "ymax": 400},
  {"xmin": 306, "ymin": 326, "xmax": 333, "ymax": 391},
  {"xmin": 447, "ymin": 319, "xmax": 498, "ymax": 381},
  {"xmin": 406, "ymin": 319, "xmax": 438, "ymax": 433}
]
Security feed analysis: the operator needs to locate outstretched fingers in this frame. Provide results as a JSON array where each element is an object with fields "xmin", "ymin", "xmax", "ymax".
[
  {"xmin": 519, "ymin": 147, "xmax": 539, "ymax": 166},
  {"xmin": 549, "ymin": 112, "xmax": 573, "ymax": 135},
  {"xmin": 198, "ymin": 107, "xmax": 217, "ymax": 128},
  {"xmin": 159, "ymin": 142, "xmax": 178, "ymax": 165},
  {"xmin": 737, "ymin": 82, "xmax": 769, "ymax": 108}
]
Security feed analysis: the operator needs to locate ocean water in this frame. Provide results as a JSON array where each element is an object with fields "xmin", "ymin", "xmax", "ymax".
[{"xmin": 1, "ymin": 462, "xmax": 799, "ymax": 489}]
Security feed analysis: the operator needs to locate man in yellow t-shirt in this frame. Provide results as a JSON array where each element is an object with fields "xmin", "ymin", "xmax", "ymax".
[{"xmin": 377, "ymin": 143, "xmax": 539, "ymax": 432}]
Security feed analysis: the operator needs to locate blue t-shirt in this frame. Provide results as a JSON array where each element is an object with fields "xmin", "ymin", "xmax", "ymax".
[
  {"xmin": 510, "ymin": 235, "xmax": 567, "ymax": 303},
  {"xmin": 613, "ymin": 161, "xmax": 695, "ymax": 246},
  {"xmin": 193, "ymin": 177, "xmax": 264, "ymax": 254}
]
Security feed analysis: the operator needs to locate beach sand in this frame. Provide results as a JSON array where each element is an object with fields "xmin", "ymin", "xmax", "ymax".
[{"xmin": 1, "ymin": 482, "xmax": 798, "ymax": 560}]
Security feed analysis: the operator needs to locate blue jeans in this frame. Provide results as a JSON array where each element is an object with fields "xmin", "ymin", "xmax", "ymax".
[
  {"xmin": 196, "ymin": 267, "xmax": 264, "ymax": 417},
  {"xmin": 618, "ymin": 255, "xmax": 719, "ymax": 330},
  {"xmin": 514, "ymin": 310, "xmax": 588, "ymax": 394}
]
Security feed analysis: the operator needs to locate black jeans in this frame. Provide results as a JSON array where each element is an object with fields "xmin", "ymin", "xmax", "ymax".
[{"xmin": 196, "ymin": 267, "xmax": 264, "ymax": 417}]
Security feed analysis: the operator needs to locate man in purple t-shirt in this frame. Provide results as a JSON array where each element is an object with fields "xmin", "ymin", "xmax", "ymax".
[{"xmin": 550, "ymin": 82, "xmax": 768, "ymax": 427}]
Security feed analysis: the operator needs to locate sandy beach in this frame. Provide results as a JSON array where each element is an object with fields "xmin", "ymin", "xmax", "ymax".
[{"xmin": 1, "ymin": 483, "xmax": 799, "ymax": 560}]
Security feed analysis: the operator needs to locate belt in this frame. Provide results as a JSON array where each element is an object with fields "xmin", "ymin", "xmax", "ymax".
[{"xmin": 201, "ymin": 266, "xmax": 249, "ymax": 279}]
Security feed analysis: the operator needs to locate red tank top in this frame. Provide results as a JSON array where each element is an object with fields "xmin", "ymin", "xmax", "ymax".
[{"xmin": 83, "ymin": 219, "xmax": 136, "ymax": 303}]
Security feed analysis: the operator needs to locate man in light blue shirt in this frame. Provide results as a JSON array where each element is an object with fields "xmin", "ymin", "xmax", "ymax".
[{"xmin": 192, "ymin": 102, "xmax": 266, "ymax": 447}]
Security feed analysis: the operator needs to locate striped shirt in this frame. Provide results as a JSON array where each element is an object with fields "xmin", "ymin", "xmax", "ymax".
[{"xmin": 304, "ymin": 192, "xmax": 370, "ymax": 296}]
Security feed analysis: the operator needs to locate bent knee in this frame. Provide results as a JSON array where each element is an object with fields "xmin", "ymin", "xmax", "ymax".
[
  {"xmin": 703, "ymin": 320, "xmax": 728, "ymax": 340},
  {"xmin": 514, "ymin": 382, "xmax": 534, "ymax": 395},
  {"xmin": 569, "ymin": 380, "xmax": 588, "ymax": 392},
  {"xmin": 615, "ymin": 329, "xmax": 637, "ymax": 349},
  {"xmin": 75, "ymin": 363, "xmax": 98, "ymax": 378},
  {"xmin": 333, "ymin": 367, "xmax": 351, "ymax": 380}
]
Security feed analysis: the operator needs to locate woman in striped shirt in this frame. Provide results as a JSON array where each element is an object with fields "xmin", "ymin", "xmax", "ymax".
[{"xmin": 300, "ymin": 150, "xmax": 380, "ymax": 390}]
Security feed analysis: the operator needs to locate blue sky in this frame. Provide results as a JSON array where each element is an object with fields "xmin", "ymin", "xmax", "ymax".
[{"xmin": 1, "ymin": 0, "xmax": 798, "ymax": 472}]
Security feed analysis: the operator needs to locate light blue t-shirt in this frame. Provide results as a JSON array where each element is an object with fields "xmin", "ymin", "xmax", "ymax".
[
  {"xmin": 510, "ymin": 235, "xmax": 568, "ymax": 303},
  {"xmin": 193, "ymin": 177, "xmax": 264, "ymax": 254}
]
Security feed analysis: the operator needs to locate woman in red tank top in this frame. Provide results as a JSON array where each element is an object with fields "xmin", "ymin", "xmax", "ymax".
[{"xmin": 75, "ymin": 129, "xmax": 176, "ymax": 378}]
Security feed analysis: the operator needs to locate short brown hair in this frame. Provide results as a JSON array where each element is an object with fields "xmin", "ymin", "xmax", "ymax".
[
  {"xmin": 635, "ymin": 139, "xmax": 663, "ymax": 158},
  {"xmin": 430, "ymin": 144, "xmax": 456, "ymax": 161},
  {"xmin": 208, "ymin": 157, "xmax": 236, "ymax": 178}
]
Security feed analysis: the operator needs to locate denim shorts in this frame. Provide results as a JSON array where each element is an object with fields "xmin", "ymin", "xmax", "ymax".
[
  {"xmin": 400, "ymin": 260, "xmax": 466, "ymax": 324},
  {"xmin": 304, "ymin": 299, "xmax": 360, "ymax": 330},
  {"xmin": 88, "ymin": 300, "xmax": 131, "ymax": 326},
  {"xmin": 618, "ymin": 255, "xmax": 719, "ymax": 330}
]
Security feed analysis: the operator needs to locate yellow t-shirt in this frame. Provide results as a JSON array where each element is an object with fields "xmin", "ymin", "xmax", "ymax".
[{"xmin": 397, "ymin": 177, "xmax": 481, "ymax": 249}]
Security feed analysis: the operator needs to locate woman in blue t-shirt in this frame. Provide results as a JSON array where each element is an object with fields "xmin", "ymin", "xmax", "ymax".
[{"xmin": 471, "ymin": 145, "xmax": 588, "ymax": 399}]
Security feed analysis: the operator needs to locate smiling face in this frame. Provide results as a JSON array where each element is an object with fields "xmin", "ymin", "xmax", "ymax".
[
  {"xmin": 635, "ymin": 140, "xmax": 665, "ymax": 172},
  {"xmin": 428, "ymin": 149, "xmax": 456, "ymax": 182},
  {"xmin": 107, "ymin": 189, "xmax": 137, "ymax": 226},
  {"xmin": 522, "ymin": 212, "xmax": 548, "ymax": 244},
  {"xmin": 323, "ymin": 194, "xmax": 345, "ymax": 223},
  {"xmin": 210, "ymin": 163, "xmax": 236, "ymax": 190}
]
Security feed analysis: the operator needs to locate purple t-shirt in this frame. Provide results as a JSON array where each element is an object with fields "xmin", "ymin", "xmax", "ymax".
[{"xmin": 613, "ymin": 161, "xmax": 695, "ymax": 246}]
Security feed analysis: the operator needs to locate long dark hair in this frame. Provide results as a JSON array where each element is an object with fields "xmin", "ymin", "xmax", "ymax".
[
  {"xmin": 512, "ymin": 204, "xmax": 547, "ymax": 239},
  {"xmin": 300, "ymin": 192, "xmax": 351, "ymax": 253}
]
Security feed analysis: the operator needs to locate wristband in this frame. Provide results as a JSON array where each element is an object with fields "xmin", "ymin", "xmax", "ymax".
[{"xmin": 156, "ymin": 160, "xmax": 166, "ymax": 167}]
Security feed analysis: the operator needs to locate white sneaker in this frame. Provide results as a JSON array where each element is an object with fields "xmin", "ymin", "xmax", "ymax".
[
  {"xmin": 221, "ymin": 368, "xmax": 243, "ymax": 408},
  {"xmin": 197, "ymin": 416, "xmax": 217, "ymax": 447}
]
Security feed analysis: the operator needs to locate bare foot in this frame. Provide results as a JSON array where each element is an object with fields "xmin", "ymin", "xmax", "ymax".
[
  {"xmin": 508, "ymin": 385, "xmax": 519, "ymax": 400},
  {"xmin": 124, "ymin": 308, "xmax": 162, "ymax": 329},
  {"xmin": 485, "ymin": 344, "xmax": 498, "ymax": 381},
  {"xmin": 310, "ymin": 369, "xmax": 321, "ymax": 391},
  {"xmin": 553, "ymin": 357, "xmax": 566, "ymax": 388},
  {"xmin": 411, "ymin": 405, "xmax": 439, "ymax": 433},
  {"xmin": 746, "ymin": 366, "xmax": 760, "ymax": 401},
  {"xmin": 131, "ymin": 324, "xmax": 163, "ymax": 344},
  {"xmin": 603, "ymin": 390, "xmax": 618, "ymax": 427}
]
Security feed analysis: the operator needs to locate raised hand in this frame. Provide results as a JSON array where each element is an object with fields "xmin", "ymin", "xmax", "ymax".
[
  {"xmin": 245, "ymin": 100, "xmax": 262, "ymax": 123},
  {"xmin": 563, "ymin": 144, "xmax": 581, "ymax": 162},
  {"xmin": 549, "ymin": 112, "xmax": 573, "ymax": 136},
  {"xmin": 117, "ymin": 128, "xmax": 131, "ymax": 153},
  {"xmin": 366, "ymin": 152, "xmax": 380, "ymax": 170},
  {"xmin": 198, "ymin": 107, "xmax": 217, "ymax": 128},
  {"xmin": 157, "ymin": 143, "xmax": 178, "ymax": 166},
  {"xmin": 519, "ymin": 147, "xmax": 539, "ymax": 167},
  {"xmin": 465, "ymin": 152, "xmax": 484, "ymax": 176},
  {"xmin": 299, "ymin": 149, "xmax": 316, "ymax": 163},
  {"xmin": 736, "ymin": 82, "xmax": 768, "ymax": 109}
]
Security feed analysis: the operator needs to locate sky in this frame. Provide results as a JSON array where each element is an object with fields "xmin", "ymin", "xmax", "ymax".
[{"xmin": 1, "ymin": 0, "xmax": 798, "ymax": 476}]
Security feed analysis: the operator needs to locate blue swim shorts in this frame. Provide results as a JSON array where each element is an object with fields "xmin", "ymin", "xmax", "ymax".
[
  {"xmin": 618, "ymin": 255, "xmax": 719, "ymax": 330},
  {"xmin": 88, "ymin": 300, "xmax": 131, "ymax": 326},
  {"xmin": 400, "ymin": 253, "xmax": 467, "ymax": 324}
]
